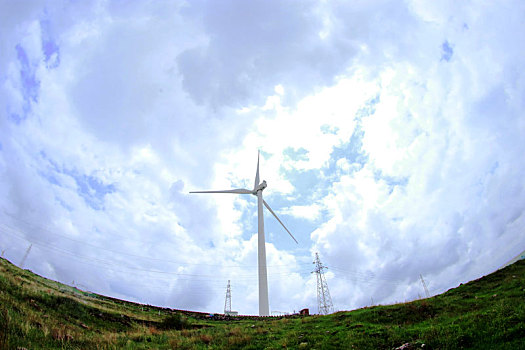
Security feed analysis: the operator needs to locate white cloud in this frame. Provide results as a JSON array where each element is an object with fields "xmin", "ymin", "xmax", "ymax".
[{"xmin": 279, "ymin": 204, "xmax": 322, "ymax": 221}]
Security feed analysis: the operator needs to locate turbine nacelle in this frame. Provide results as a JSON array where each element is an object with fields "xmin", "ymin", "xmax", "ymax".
[{"xmin": 253, "ymin": 180, "xmax": 267, "ymax": 194}]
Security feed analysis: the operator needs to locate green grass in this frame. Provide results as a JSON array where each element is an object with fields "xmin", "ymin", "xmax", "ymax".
[{"xmin": 1, "ymin": 257, "xmax": 524, "ymax": 349}]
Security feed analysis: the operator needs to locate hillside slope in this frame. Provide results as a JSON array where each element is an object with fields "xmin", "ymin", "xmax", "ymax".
[{"xmin": 1, "ymin": 257, "xmax": 524, "ymax": 349}]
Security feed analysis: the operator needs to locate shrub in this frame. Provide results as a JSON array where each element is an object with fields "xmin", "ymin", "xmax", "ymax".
[
  {"xmin": 199, "ymin": 333, "xmax": 212, "ymax": 344},
  {"xmin": 159, "ymin": 313, "xmax": 188, "ymax": 330}
]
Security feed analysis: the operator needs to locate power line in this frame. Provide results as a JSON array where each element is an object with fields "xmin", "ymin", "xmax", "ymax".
[
  {"xmin": 0, "ymin": 225, "xmax": 312, "ymax": 281},
  {"xmin": 0, "ymin": 214, "xmax": 312, "ymax": 269},
  {"xmin": 329, "ymin": 269, "xmax": 403, "ymax": 286},
  {"xmin": 328, "ymin": 265, "xmax": 406, "ymax": 282},
  {"xmin": 2, "ymin": 212, "xmax": 474, "ymax": 311},
  {"xmin": 1, "ymin": 222, "xmax": 433, "ymax": 301}
]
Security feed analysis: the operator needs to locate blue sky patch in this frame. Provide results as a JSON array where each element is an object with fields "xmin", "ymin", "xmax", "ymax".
[
  {"xmin": 56, "ymin": 196, "xmax": 73, "ymax": 211},
  {"xmin": 441, "ymin": 41, "xmax": 453, "ymax": 62},
  {"xmin": 74, "ymin": 173, "xmax": 116, "ymax": 210},
  {"xmin": 356, "ymin": 94, "xmax": 380, "ymax": 119},
  {"xmin": 38, "ymin": 151, "xmax": 62, "ymax": 186},
  {"xmin": 40, "ymin": 19, "xmax": 60, "ymax": 68},
  {"xmin": 283, "ymin": 147, "xmax": 308, "ymax": 161},
  {"xmin": 16, "ymin": 45, "xmax": 40, "ymax": 103},
  {"xmin": 327, "ymin": 126, "xmax": 367, "ymax": 177},
  {"xmin": 281, "ymin": 167, "xmax": 326, "ymax": 201},
  {"xmin": 324, "ymin": 96, "xmax": 380, "ymax": 178},
  {"xmin": 43, "ymin": 40, "xmax": 60, "ymax": 68},
  {"xmin": 9, "ymin": 19, "xmax": 59, "ymax": 125},
  {"xmin": 320, "ymin": 124, "xmax": 339, "ymax": 134},
  {"xmin": 39, "ymin": 170, "xmax": 60, "ymax": 186},
  {"xmin": 8, "ymin": 114, "xmax": 23, "ymax": 124},
  {"xmin": 39, "ymin": 151, "xmax": 116, "ymax": 211},
  {"xmin": 11, "ymin": 44, "xmax": 40, "ymax": 124},
  {"xmin": 234, "ymin": 197, "xmax": 255, "ymax": 238},
  {"xmin": 373, "ymin": 169, "xmax": 408, "ymax": 194}
]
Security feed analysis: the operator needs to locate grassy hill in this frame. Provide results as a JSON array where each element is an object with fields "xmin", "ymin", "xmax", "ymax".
[{"xmin": 0, "ymin": 257, "xmax": 524, "ymax": 349}]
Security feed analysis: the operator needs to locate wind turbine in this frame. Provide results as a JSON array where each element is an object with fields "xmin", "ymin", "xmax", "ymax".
[{"xmin": 190, "ymin": 151, "xmax": 298, "ymax": 316}]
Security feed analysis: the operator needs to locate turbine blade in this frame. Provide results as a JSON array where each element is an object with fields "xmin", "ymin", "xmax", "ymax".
[
  {"xmin": 190, "ymin": 189, "xmax": 252, "ymax": 194},
  {"xmin": 254, "ymin": 150, "xmax": 260, "ymax": 190},
  {"xmin": 263, "ymin": 199, "xmax": 298, "ymax": 244}
]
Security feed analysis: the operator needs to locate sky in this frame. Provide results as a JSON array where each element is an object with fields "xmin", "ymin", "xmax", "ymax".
[{"xmin": 1, "ymin": 0, "xmax": 525, "ymax": 315}]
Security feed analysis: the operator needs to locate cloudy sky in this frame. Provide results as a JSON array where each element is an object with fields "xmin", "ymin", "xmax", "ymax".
[{"xmin": 1, "ymin": 0, "xmax": 524, "ymax": 315}]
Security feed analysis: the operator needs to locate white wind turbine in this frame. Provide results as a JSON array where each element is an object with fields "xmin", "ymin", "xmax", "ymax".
[{"xmin": 190, "ymin": 151, "xmax": 298, "ymax": 316}]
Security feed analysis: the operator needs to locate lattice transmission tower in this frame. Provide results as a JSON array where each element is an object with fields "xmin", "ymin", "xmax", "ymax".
[
  {"xmin": 224, "ymin": 280, "xmax": 232, "ymax": 314},
  {"xmin": 313, "ymin": 252, "xmax": 334, "ymax": 315},
  {"xmin": 419, "ymin": 274, "xmax": 430, "ymax": 298},
  {"xmin": 20, "ymin": 244, "xmax": 32, "ymax": 269}
]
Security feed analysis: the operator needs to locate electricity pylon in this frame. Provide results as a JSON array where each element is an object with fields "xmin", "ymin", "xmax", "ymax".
[
  {"xmin": 224, "ymin": 280, "xmax": 232, "ymax": 314},
  {"xmin": 313, "ymin": 252, "xmax": 334, "ymax": 315},
  {"xmin": 419, "ymin": 274, "xmax": 430, "ymax": 298},
  {"xmin": 20, "ymin": 244, "xmax": 32, "ymax": 269}
]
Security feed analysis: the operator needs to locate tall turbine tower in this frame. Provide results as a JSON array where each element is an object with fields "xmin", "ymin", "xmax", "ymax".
[{"xmin": 190, "ymin": 151, "xmax": 298, "ymax": 316}]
